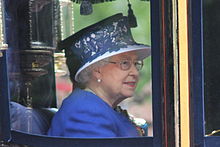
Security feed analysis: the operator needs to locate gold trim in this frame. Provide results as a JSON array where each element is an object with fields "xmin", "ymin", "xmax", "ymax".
[
  {"xmin": 31, "ymin": 45, "xmax": 56, "ymax": 50},
  {"xmin": 59, "ymin": 0, "xmax": 74, "ymax": 40},
  {"xmin": 206, "ymin": 129, "xmax": 220, "ymax": 136},
  {"xmin": 172, "ymin": 0, "xmax": 180, "ymax": 146},
  {"xmin": 54, "ymin": 51, "xmax": 67, "ymax": 76},
  {"xmin": 178, "ymin": 0, "xmax": 190, "ymax": 146},
  {"xmin": 53, "ymin": 0, "xmax": 74, "ymax": 76},
  {"xmin": 0, "ymin": 0, "xmax": 8, "ymax": 51},
  {"xmin": 29, "ymin": 0, "xmax": 33, "ymax": 47},
  {"xmin": 20, "ymin": 49, "xmax": 53, "ymax": 54}
]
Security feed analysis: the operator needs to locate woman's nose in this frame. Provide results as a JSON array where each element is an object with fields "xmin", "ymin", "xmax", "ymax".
[{"xmin": 129, "ymin": 63, "xmax": 139, "ymax": 76}]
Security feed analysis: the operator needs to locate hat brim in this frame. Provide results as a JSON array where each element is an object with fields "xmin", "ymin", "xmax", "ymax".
[{"xmin": 75, "ymin": 44, "xmax": 151, "ymax": 82}]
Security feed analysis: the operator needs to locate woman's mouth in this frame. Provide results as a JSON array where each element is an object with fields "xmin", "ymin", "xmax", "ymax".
[{"xmin": 124, "ymin": 81, "xmax": 137, "ymax": 88}]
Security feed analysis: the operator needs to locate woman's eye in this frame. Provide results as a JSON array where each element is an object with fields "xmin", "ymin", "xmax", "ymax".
[{"xmin": 121, "ymin": 61, "xmax": 130, "ymax": 65}]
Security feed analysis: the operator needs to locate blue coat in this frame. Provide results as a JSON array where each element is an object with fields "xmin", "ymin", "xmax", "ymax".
[{"xmin": 47, "ymin": 88, "xmax": 139, "ymax": 138}]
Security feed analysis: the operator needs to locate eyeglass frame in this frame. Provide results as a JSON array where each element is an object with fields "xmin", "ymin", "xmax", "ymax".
[{"xmin": 103, "ymin": 59, "xmax": 144, "ymax": 71}]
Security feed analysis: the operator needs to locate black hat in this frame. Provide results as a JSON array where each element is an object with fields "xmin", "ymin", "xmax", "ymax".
[{"xmin": 59, "ymin": 13, "xmax": 151, "ymax": 82}]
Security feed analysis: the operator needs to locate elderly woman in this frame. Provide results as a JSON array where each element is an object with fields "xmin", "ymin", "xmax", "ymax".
[{"xmin": 47, "ymin": 13, "xmax": 151, "ymax": 138}]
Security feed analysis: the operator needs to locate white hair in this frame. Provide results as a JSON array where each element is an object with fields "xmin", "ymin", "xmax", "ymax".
[{"xmin": 77, "ymin": 58, "xmax": 109, "ymax": 85}]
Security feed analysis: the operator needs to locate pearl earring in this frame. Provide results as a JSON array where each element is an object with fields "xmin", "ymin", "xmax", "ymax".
[{"xmin": 97, "ymin": 79, "xmax": 101, "ymax": 83}]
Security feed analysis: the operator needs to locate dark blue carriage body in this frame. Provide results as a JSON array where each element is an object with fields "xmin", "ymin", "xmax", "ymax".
[
  {"xmin": 4, "ymin": 0, "xmax": 220, "ymax": 146},
  {"xmin": 0, "ymin": 0, "xmax": 162, "ymax": 146}
]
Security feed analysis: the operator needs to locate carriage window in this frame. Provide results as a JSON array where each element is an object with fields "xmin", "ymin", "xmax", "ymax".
[
  {"xmin": 55, "ymin": 0, "xmax": 153, "ymax": 137},
  {"xmin": 8, "ymin": 0, "xmax": 152, "ymax": 137},
  {"xmin": 203, "ymin": 0, "xmax": 220, "ymax": 136},
  {"xmin": 8, "ymin": 0, "xmax": 57, "ymax": 135}
]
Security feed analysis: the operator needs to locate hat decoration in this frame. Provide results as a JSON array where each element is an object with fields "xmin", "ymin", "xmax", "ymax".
[
  {"xmin": 58, "ymin": 13, "xmax": 151, "ymax": 82},
  {"xmin": 80, "ymin": 0, "xmax": 93, "ymax": 15},
  {"xmin": 127, "ymin": 0, "xmax": 137, "ymax": 28},
  {"xmin": 70, "ymin": 0, "xmax": 149, "ymax": 15}
]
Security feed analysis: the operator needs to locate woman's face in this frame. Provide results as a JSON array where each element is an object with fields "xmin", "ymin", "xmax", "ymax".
[{"xmin": 98, "ymin": 51, "xmax": 141, "ymax": 105}]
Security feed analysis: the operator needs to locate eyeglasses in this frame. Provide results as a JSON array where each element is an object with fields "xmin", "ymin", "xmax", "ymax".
[{"xmin": 105, "ymin": 59, "xmax": 144, "ymax": 71}]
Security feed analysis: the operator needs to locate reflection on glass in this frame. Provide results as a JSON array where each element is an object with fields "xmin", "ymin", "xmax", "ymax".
[
  {"xmin": 54, "ymin": 0, "xmax": 74, "ymax": 77},
  {"xmin": 9, "ymin": 0, "xmax": 58, "ymax": 135},
  {"xmin": 59, "ymin": 0, "xmax": 74, "ymax": 40},
  {"xmin": 0, "ymin": 0, "xmax": 8, "ymax": 53},
  {"xmin": 204, "ymin": 0, "xmax": 220, "ymax": 136},
  {"xmin": 9, "ymin": 0, "xmax": 152, "ymax": 137},
  {"xmin": 10, "ymin": 101, "xmax": 56, "ymax": 135},
  {"xmin": 30, "ymin": 0, "xmax": 57, "ymax": 49}
]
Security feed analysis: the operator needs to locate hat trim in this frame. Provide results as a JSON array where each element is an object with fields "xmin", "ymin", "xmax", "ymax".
[{"xmin": 75, "ymin": 44, "xmax": 151, "ymax": 82}]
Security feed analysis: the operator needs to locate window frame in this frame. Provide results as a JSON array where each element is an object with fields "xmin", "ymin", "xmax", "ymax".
[
  {"xmin": 189, "ymin": 0, "xmax": 220, "ymax": 146},
  {"xmin": 0, "ymin": 0, "xmax": 167, "ymax": 146}
]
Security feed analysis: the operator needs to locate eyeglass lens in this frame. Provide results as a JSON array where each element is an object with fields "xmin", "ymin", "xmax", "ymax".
[{"xmin": 120, "ymin": 60, "xmax": 143, "ymax": 71}]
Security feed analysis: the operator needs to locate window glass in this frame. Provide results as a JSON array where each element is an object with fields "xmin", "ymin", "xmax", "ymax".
[
  {"xmin": 8, "ymin": 0, "xmax": 57, "ymax": 134},
  {"xmin": 55, "ymin": 0, "xmax": 153, "ymax": 136},
  {"xmin": 8, "ymin": 0, "xmax": 152, "ymax": 137},
  {"xmin": 203, "ymin": 0, "xmax": 220, "ymax": 136}
]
